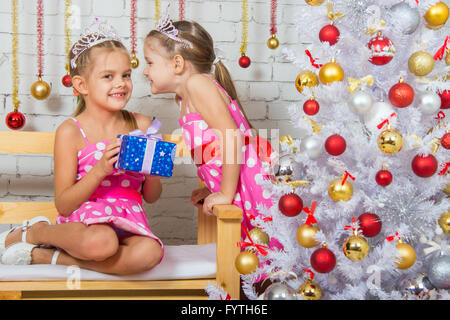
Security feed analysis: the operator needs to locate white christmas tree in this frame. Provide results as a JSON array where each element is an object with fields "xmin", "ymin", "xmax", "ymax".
[{"xmin": 209, "ymin": 0, "xmax": 449, "ymax": 300}]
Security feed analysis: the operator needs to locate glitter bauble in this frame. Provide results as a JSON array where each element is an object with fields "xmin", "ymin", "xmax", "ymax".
[
  {"xmin": 343, "ymin": 234, "xmax": 369, "ymax": 261},
  {"xmin": 267, "ymin": 35, "xmax": 279, "ymax": 50},
  {"xmin": 30, "ymin": 79, "xmax": 51, "ymax": 100},
  {"xmin": 439, "ymin": 90, "xmax": 450, "ymax": 109},
  {"xmin": 424, "ymin": 2, "xmax": 449, "ymax": 30},
  {"xmin": 235, "ymin": 251, "xmax": 259, "ymax": 275},
  {"xmin": 5, "ymin": 111, "xmax": 26, "ymax": 130},
  {"xmin": 395, "ymin": 241, "xmax": 416, "ymax": 270},
  {"xmin": 348, "ymin": 90, "xmax": 373, "ymax": 115},
  {"xmin": 248, "ymin": 227, "xmax": 270, "ymax": 246},
  {"xmin": 319, "ymin": 24, "xmax": 340, "ymax": 46},
  {"xmin": 295, "ymin": 70, "xmax": 319, "ymax": 94},
  {"xmin": 408, "ymin": 51, "xmax": 434, "ymax": 76},
  {"xmin": 298, "ymin": 278, "xmax": 322, "ymax": 300},
  {"xmin": 61, "ymin": 74, "xmax": 72, "ymax": 87},
  {"xmin": 368, "ymin": 32, "xmax": 395, "ymax": 65},
  {"xmin": 441, "ymin": 133, "xmax": 450, "ymax": 150},
  {"xmin": 296, "ymin": 224, "xmax": 320, "ymax": 248},
  {"xmin": 438, "ymin": 211, "xmax": 450, "ymax": 236},
  {"xmin": 411, "ymin": 154, "xmax": 438, "ymax": 178},
  {"xmin": 264, "ymin": 282, "xmax": 297, "ymax": 300},
  {"xmin": 427, "ymin": 254, "xmax": 450, "ymax": 289},
  {"xmin": 238, "ymin": 55, "xmax": 251, "ymax": 68},
  {"xmin": 328, "ymin": 177, "xmax": 353, "ymax": 202},
  {"xmin": 389, "ymin": 2, "xmax": 420, "ymax": 35},
  {"xmin": 319, "ymin": 59, "xmax": 344, "ymax": 84},
  {"xmin": 377, "ymin": 128, "xmax": 403, "ymax": 154},
  {"xmin": 388, "ymin": 80, "xmax": 414, "ymax": 108}
]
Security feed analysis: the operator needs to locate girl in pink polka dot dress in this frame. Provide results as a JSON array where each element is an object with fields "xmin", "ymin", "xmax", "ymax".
[
  {"xmin": 143, "ymin": 18, "xmax": 277, "ymax": 241},
  {"xmin": 0, "ymin": 22, "xmax": 164, "ymax": 275}
]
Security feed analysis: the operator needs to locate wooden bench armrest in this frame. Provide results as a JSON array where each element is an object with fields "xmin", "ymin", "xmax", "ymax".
[{"xmin": 213, "ymin": 204, "xmax": 242, "ymax": 299}]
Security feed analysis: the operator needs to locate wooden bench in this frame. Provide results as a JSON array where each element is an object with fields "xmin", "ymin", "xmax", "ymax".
[{"xmin": 0, "ymin": 131, "xmax": 242, "ymax": 300}]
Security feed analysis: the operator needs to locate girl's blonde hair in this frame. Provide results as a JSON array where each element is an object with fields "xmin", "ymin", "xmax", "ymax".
[
  {"xmin": 145, "ymin": 20, "xmax": 253, "ymax": 128},
  {"xmin": 69, "ymin": 37, "xmax": 137, "ymax": 130}
]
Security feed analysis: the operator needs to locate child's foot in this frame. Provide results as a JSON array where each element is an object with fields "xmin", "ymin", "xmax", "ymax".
[
  {"xmin": 30, "ymin": 247, "xmax": 58, "ymax": 265},
  {"xmin": 4, "ymin": 221, "xmax": 48, "ymax": 248}
]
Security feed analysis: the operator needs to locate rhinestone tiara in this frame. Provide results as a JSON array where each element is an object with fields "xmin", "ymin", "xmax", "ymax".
[
  {"xmin": 155, "ymin": 5, "xmax": 193, "ymax": 49},
  {"xmin": 71, "ymin": 18, "xmax": 122, "ymax": 69}
]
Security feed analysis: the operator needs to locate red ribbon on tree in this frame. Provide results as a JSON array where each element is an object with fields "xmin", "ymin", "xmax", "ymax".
[
  {"xmin": 438, "ymin": 162, "xmax": 449, "ymax": 175},
  {"xmin": 303, "ymin": 201, "xmax": 317, "ymax": 225},
  {"xmin": 341, "ymin": 170, "xmax": 355, "ymax": 186},
  {"xmin": 377, "ymin": 112, "xmax": 397, "ymax": 130},
  {"xmin": 248, "ymin": 214, "xmax": 273, "ymax": 222},
  {"xmin": 435, "ymin": 111, "xmax": 446, "ymax": 120},
  {"xmin": 386, "ymin": 232, "xmax": 400, "ymax": 242},
  {"xmin": 220, "ymin": 293, "xmax": 231, "ymax": 300},
  {"xmin": 305, "ymin": 50, "xmax": 323, "ymax": 68},
  {"xmin": 344, "ymin": 217, "xmax": 358, "ymax": 232},
  {"xmin": 238, "ymin": 227, "xmax": 269, "ymax": 256},
  {"xmin": 434, "ymin": 36, "xmax": 449, "ymax": 60},
  {"xmin": 302, "ymin": 267, "xmax": 315, "ymax": 280}
]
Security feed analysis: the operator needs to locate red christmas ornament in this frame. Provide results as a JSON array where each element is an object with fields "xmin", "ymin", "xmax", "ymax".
[
  {"xmin": 325, "ymin": 134, "xmax": 346, "ymax": 156},
  {"xmin": 62, "ymin": 74, "xmax": 72, "ymax": 87},
  {"xmin": 6, "ymin": 111, "xmax": 26, "ymax": 130},
  {"xmin": 368, "ymin": 32, "xmax": 395, "ymax": 65},
  {"xmin": 239, "ymin": 55, "xmax": 251, "ymax": 68},
  {"xmin": 278, "ymin": 193, "xmax": 303, "ymax": 217},
  {"xmin": 439, "ymin": 90, "xmax": 450, "ymax": 109},
  {"xmin": 310, "ymin": 245, "xmax": 336, "ymax": 274},
  {"xmin": 319, "ymin": 24, "xmax": 340, "ymax": 46},
  {"xmin": 388, "ymin": 81, "xmax": 414, "ymax": 108},
  {"xmin": 441, "ymin": 132, "xmax": 450, "ymax": 150},
  {"xmin": 411, "ymin": 154, "xmax": 438, "ymax": 178},
  {"xmin": 357, "ymin": 213, "xmax": 382, "ymax": 238},
  {"xmin": 375, "ymin": 169, "xmax": 392, "ymax": 186},
  {"xmin": 303, "ymin": 98, "xmax": 320, "ymax": 115}
]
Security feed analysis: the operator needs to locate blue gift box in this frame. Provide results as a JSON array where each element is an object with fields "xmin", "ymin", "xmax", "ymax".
[{"xmin": 114, "ymin": 119, "xmax": 176, "ymax": 177}]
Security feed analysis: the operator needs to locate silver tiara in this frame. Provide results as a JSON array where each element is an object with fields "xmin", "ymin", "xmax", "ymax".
[
  {"xmin": 155, "ymin": 6, "xmax": 193, "ymax": 48},
  {"xmin": 71, "ymin": 19, "xmax": 122, "ymax": 69}
]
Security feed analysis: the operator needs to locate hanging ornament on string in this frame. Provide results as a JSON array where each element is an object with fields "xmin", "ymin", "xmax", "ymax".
[
  {"xmin": 319, "ymin": 2, "xmax": 342, "ymax": 46},
  {"xmin": 129, "ymin": 0, "xmax": 139, "ymax": 69},
  {"xmin": 388, "ymin": 77, "xmax": 414, "ymax": 108},
  {"xmin": 411, "ymin": 153, "xmax": 438, "ymax": 178},
  {"xmin": 303, "ymin": 94, "xmax": 320, "ymax": 116},
  {"xmin": 310, "ymin": 243, "xmax": 336, "ymax": 274},
  {"xmin": 297, "ymin": 201, "xmax": 320, "ymax": 248},
  {"xmin": 343, "ymin": 218, "xmax": 370, "ymax": 261},
  {"xmin": 31, "ymin": 0, "xmax": 51, "ymax": 100},
  {"xmin": 61, "ymin": 0, "xmax": 72, "ymax": 88},
  {"xmin": 298, "ymin": 268, "xmax": 322, "ymax": 300},
  {"xmin": 6, "ymin": 0, "xmax": 25, "ymax": 130},
  {"xmin": 238, "ymin": 0, "xmax": 250, "ymax": 68},
  {"xmin": 179, "ymin": 0, "xmax": 185, "ymax": 20},
  {"xmin": 386, "ymin": 233, "xmax": 416, "ymax": 270},
  {"xmin": 267, "ymin": 0, "xmax": 279, "ymax": 50},
  {"xmin": 235, "ymin": 227, "xmax": 268, "ymax": 275},
  {"xmin": 375, "ymin": 164, "xmax": 393, "ymax": 187},
  {"xmin": 424, "ymin": 1, "xmax": 449, "ymax": 30}
]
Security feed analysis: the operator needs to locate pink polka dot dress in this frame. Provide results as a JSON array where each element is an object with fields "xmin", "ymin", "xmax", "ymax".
[
  {"xmin": 178, "ymin": 77, "xmax": 274, "ymax": 239},
  {"xmin": 56, "ymin": 118, "xmax": 164, "ymax": 251}
]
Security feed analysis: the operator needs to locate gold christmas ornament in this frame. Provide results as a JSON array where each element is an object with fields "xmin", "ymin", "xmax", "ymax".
[
  {"xmin": 296, "ymin": 224, "xmax": 320, "ymax": 248},
  {"xmin": 395, "ymin": 240, "xmax": 416, "ymax": 270},
  {"xmin": 267, "ymin": 34, "xmax": 279, "ymax": 50},
  {"xmin": 305, "ymin": 0, "xmax": 325, "ymax": 6},
  {"xmin": 235, "ymin": 251, "xmax": 259, "ymax": 275},
  {"xmin": 343, "ymin": 232, "xmax": 370, "ymax": 261},
  {"xmin": 424, "ymin": 1, "xmax": 449, "ymax": 30},
  {"xmin": 408, "ymin": 51, "xmax": 435, "ymax": 76},
  {"xmin": 30, "ymin": 78, "xmax": 51, "ymax": 100},
  {"xmin": 444, "ymin": 183, "xmax": 450, "ymax": 197},
  {"xmin": 248, "ymin": 228, "xmax": 270, "ymax": 246},
  {"xmin": 328, "ymin": 176, "xmax": 353, "ymax": 202},
  {"xmin": 377, "ymin": 127, "xmax": 403, "ymax": 154},
  {"xmin": 130, "ymin": 54, "xmax": 139, "ymax": 69},
  {"xmin": 439, "ymin": 211, "xmax": 450, "ymax": 236},
  {"xmin": 298, "ymin": 278, "xmax": 322, "ymax": 300},
  {"xmin": 295, "ymin": 70, "xmax": 319, "ymax": 94},
  {"xmin": 319, "ymin": 58, "xmax": 344, "ymax": 85}
]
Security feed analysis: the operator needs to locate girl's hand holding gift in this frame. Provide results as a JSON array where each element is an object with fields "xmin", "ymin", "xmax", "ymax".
[
  {"xmin": 203, "ymin": 191, "xmax": 233, "ymax": 216},
  {"xmin": 93, "ymin": 139, "xmax": 121, "ymax": 178}
]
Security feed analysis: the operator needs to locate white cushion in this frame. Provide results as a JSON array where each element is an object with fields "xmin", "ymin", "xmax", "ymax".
[{"xmin": 0, "ymin": 243, "xmax": 216, "ymax": 281}]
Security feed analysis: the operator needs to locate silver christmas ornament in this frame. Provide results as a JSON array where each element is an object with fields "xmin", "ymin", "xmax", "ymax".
[
  {"xmin": 405, "ymin": 274, "xmax": 434, "ymax": 295},
  {"xmin": 389, "ymin": 2, "xmax": 420, "ymax": 35},
  {"xmin": 418, "ymin": 92, "xmax": 441, "ymax": 115},
  {"xmin": 300, "ymin": 136, "xmax": 323, "ymax": 160},
  {"xmin": 263, "ymin": 282, "xmax": 297, "ymax": 300},
  {"xmin": 427, "ymin": 254, "xmax": 450, "ymax": 289},
  {"xmin": 273, "ymin": 153, "xmax": 295, "ymax": 178},
  {"xmin": 348, "ymin": 90, "xmax": 373, "ymax": 115}
]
